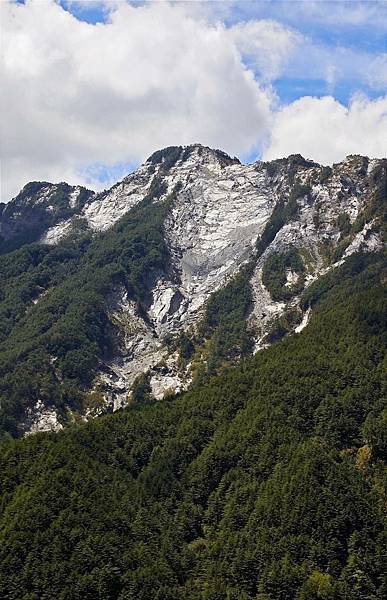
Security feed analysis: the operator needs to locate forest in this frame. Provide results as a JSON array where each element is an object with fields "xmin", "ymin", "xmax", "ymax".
[{"xmin": 0, "ymin": 251, "xmax": 385, "ymax": 599}]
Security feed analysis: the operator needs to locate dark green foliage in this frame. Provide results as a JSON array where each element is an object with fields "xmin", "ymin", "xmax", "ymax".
[
  {"xmin": 264, "ymin": 161, "xmax": 279, "ymax": 178},
  {"xmin": 336, "ymin": 213, "xmax": 351, "ymax": 237},
  {"xmin": 0, "ymin": 180, "xmax": 177, "ymax": 436},
  {"xmin": 332, "ymin": 238, "xmax": 352, "ymax": 262},
  {"xmin": 131, "ymin": 373, "xmax": 152, "ymax": 405},
  {"xmin": 287, "ymin": 155, "xmax": 316, "ymax": 182},
  {"xmin": 331, "ymin": 213, "xmax": 352, "ymax": 261},
  {"xmin": 255, "ymin": 202, "xmax": 288, "ymax": 255},
  {"xmin": 163, "ymin": 331, "xmax": 195, "ymax": 365},
  {"xmin": 202, "ymin": 266, "xmax": 254, "ymax": 373},
  {"xmin": 265, "ymin": 308, "xmax": 303, "ymax": 344},
  {"xmin": 264, "ymin": 320, "xmax": 288, "ymax": 343},
  {"xmin": 212, "ymin": 148, "xmax": 240, "ymax": 166},
  {"xmin": 300, "ymin": 252, "xmax": 381, "ymax": 310},
  {"xmin": 0, "ymin": 252, "xmax": 385, "ymax": 598},
  {"xmin": 369, "ymin": 162, "xmax": 387, "ymax": 246},
  {"xmin": 178, "ymin": 331, "xmax": 195, "ymax": 363},
  {"xmin": 264, "ymin": 156, "xmax": 315, "ymax": 183},
  {"xmin": 255, "ymin": 200, "xmax": 289, "ymax": 256},
  {"xmin": 352, "ymin": 214, "xmax": 366, "ymax": 234},
  {"xmin": 0, "ymin": 237, "xmax": 92, "ymax": 343},
  {"xmin": 16, "ymin": 181, "xmax": 48, "ymax": 199},
  {"xmin": 262, "ymin": 247, "xmax": 305, "ymax": 301},
  {"xmin": 333, "ymin": 162, "xmax": 386, "ymax": 261},
  {"xmin": 147, "ymin": 146, "xmax": 184, "ymax": 170},
  {"xmin": 289, "ymin": 181, "xmax": 311, "ymax": 203},
  {"xmin": 146, "ymin": 146, "xmax": 237, "ymax": 171},
  {"xmin": 319, "ymin": 166, "xmax": 333, "ymax": 184}
]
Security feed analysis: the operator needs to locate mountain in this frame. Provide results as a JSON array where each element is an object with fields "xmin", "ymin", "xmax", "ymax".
[
  {"xmin": 0, "ymin": 144, "xmax": 385, "ymax": 436},
  {"xmin": 0, "ymin": 144, "xmax": 385, "ymax": 598}
]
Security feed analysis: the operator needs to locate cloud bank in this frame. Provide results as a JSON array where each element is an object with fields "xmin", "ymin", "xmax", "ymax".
[
  {"xmin": 1, "ymin": 0, "xmax": 387, "ymax": 201},
  {"xmin": 263, "ymin": 95, "xmax": 387, "ymax": 164},
  {"xmin": 2, "ymin": 0, "xmax": 276, "ymax": 199}
]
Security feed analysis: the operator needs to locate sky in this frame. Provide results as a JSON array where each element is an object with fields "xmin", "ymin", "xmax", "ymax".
[{"xmin": 1, "ymin": 0, "xmax": 387, "ymax": 201}]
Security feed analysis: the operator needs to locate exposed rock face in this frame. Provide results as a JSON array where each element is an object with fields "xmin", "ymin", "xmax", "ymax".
[
  {"xmin": 100, "ymin": 285, "xmax": 166, "ymax": 410},
  {"xmin": 23, "ymin": 400, "xmax": 63, "ymax": 436},
  {"xmin": 93, "ymin": 149, "xmax": 384, "ymax": 410},
  {"xmin": 4, "ymin": 145, "xmax": 385, "ymax": 431},
  {"xmin": 162, "ymin": 152, "xmax": 277, "ymax": 327}
]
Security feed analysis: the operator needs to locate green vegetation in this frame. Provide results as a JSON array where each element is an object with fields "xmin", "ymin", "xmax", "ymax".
[
  {"xmin": 351, "ymin": 163, "xmax": 386, "ymax": 240},
  {"xmin": 147, "ymin": 146, "xmax": 195, "ymax": 170},
  {"xmin": 164, "ymin": 331, "xmax": 196, "ymax": 366},
  {"xmin": 264, "ymin": 308, "xmax": 303, "ymax": 344},
  {"xmin": 262, "ymin": 247, "xmax": 305, "ymax": 301},
  {"xmin": 0, "ymin": 178, "xmax": 177, "ymax": 437},
  {"xmin": 0, "ymin": 168, "xmax": 319, "ymax": 435},
  {"xmin": 0, "ymin": 154, "xmax": 385, "ymax": 597},
  {"xmin": 331, "ymin": 165, "xmax": 386, "ymax": 263},
  {"xmin": 336, "ymin": 213, "xmax": 351, "ymax": 237},
  {"xmin": 177, "ymin": 331, "xmax": 196, "ymax": 365},
  {"xmin": 147, "ymin": 146, "xmax": 184, "ymax": 169},
  {"xmin": 201, "ymin": 265, "xmax": 254, "ymax": 374},
  {"xmin": 131, "ymin": 372, "xmax": 153, "ymax": 405},
  {"xmin": 332, "ymin": 238, "xmax": 352, "ymax": 262},
  {"xmin": 284, "ymin": 155, "xmax": 316, "ymax": 183},
  {"xmin": 289, "ymin": 181, "xmax": 311, "ymax": 203},
  {"xmin": 319, "ymin": 165, "xmax": 333, "ymax": 184},
  {"xmin": 330, "ymin": 214, "xmax": 354, "ymax": 262},
  {"xmin": 0, "ymin": 251, "xmax": 385, "ymax": 598}
]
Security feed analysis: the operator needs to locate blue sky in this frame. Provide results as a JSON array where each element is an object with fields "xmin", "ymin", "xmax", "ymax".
[
  {"xmin": 4, "ymin": 1, "xmax": 387, "ymax": 200},
  {"xmin": 59, "ymin": 0, "xmax": 109, "ymax": 23}
]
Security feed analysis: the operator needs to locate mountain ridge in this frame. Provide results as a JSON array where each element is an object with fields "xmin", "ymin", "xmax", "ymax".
[{"xmin": 0, "ymin": 145, "xmax": 385, "ymax": 435}]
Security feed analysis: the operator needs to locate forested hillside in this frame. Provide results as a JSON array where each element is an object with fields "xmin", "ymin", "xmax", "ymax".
[
  {"xmin": 0, "ymin": 178, "xmax": 173, "ymax": 436},
  {"xmin": 0, "ymin": 251, "xmax": 385, "ymax": 599}
]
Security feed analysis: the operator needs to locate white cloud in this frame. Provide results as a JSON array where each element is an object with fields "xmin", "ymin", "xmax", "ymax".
[
  {"xmin": 263, "ymin": 95, "xmax": 387, "ymax": 164},
  {"xmin": 280, "ymin": 0, "xmax": 387, "ymax": 30},
  {"xmin": 325, "ymin": 65, "xmax": 338, "ymax": 95},
  {"xmin": 1, "ymin": 0, "xmax": 386, "ymax": 202},
  {"xmin": 367, "ymin": 53, "xmax": 387, "ymax": 90},
  {"xmin": 228, "ymin": 19, "xmax": 301, "ymax": 81},
  {"xmin": 216, "ymin": 0, "xmax": 387, "ymax": 32},
  {"xmin": 2, "ymin": 0, "xmax": 290, "ymax": 201}
]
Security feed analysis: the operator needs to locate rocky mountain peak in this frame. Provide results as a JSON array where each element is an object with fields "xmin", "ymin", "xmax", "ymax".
[
  {"xmin": 146, "ymin": 144, "xmax": 240, "ymax": 172},
  {"xmin": 0, "ymin": 145, "xmax": 385, "ymax": 433}
]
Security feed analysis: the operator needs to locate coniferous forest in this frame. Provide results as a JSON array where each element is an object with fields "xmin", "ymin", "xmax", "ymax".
[
  {"xmin": 0, "ymin": 251, "xmax": 385, "ymax": 599},
  {"xmin": 3, "ymin": 1, "xmax": 387, "ymax": 597}
]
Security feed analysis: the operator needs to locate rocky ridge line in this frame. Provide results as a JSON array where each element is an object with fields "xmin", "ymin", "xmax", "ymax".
[{"xmin": 3, "ymin": 145, "xmax": 385, "ymax": 432}]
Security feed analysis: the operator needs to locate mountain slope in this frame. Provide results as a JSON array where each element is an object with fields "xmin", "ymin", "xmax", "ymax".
[
  {"xmin": 0, "ymin": 252, "xmax": 385, "ymax": 599},
  {"xmin": 0, "ymin": 145, "xmax": 385, "ymax": 435}
]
